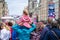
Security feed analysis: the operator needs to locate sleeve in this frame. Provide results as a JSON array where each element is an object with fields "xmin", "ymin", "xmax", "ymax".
[
  {"xmin": 23, "ymin": 24, "xmax": 36, "ymax": 34},
  {"xmin": 12, "ymin": 24, "xmax": 25, "ymax": 33}
]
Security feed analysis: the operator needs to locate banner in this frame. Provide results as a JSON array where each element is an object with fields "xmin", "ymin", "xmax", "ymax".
[{"xmin": 48, "ymin": 1, "xmax": 55, "ymax": 18}]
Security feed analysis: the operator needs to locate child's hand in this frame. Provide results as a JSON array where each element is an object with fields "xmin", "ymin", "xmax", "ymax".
[
  {"xmin": 18, "ymin": 22, "xmax": 23, "ymax": 26},
  {"xmin": 29, "ymin": 22, "xmax": 32, "ymax": 24}
]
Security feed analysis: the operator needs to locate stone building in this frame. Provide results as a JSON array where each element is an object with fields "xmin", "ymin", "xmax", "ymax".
[
  {"xmin": 0, "ymin": 0, "xmax": 8, "ymax": 18},
  {"xmin": 38, "ymin": 0, "xmax": 48, "ymax": 21}
]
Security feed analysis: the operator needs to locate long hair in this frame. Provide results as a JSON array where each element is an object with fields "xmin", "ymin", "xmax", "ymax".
[
  {"xmin": 3, "ymin": 23, "xmax": 10, "ymax": 30},
  {"xmin": 23, "ymin": 9, "xmax": 29, "ymax": 15},
  {"xmin": 36, "ymin": 21, "xmax": 45, "ymax": 32}
]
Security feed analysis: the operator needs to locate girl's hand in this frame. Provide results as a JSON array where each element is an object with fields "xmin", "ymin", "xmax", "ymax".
[
  {"xmin": 18, "ymin": 22, "xmax": 23, "ymax": 26},
  {"xmin": 29, "ymin": 22, "xmax": 32, "ymax": 24}
]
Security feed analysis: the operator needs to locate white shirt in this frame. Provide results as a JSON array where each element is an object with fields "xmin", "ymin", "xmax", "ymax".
[{"xmin": 0, "ymin": 28, "xmax": 10, "ymax": 40}]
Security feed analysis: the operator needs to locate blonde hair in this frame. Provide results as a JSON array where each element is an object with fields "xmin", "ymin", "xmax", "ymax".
[
  {"xmin": 3, "ymin": 23, "xmax": 10, "ymax": 30},
  {"xmin": 23, "ymin": 8, "xmax": 29, "ymax": 15}
]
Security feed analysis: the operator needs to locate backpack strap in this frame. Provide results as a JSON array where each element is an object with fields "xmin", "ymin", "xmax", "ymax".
[{"xmin": 51, "ymin": 30, "xmax": 60, "ymax": 40}]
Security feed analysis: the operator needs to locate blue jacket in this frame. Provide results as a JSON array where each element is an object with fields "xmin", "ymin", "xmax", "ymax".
[
  {"xmin": 12, "ymin": 30, "xmax": 17, "ymax": 40},
  {"xmin": 12, "ymin": 23, "xmax": 36, "ymax": 40},
  {"xmin": 40, "ymin": 27, "xmax": 49, "ymax": 40},
  {"xmin": 43, "ymin": 28, "xmax": 60, "ymax": 40}
]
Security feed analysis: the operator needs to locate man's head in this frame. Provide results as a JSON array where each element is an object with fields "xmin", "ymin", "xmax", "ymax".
[
  {"xmin": 23, "ymin": 8, "xmax": 28, "ymax": 15},
  {"xmin": 51, "ymin": 19, "xmax": 58, "ymax": 28},
  {"xmin": 47, "ymin": 17, "xmax": 53, "ymax": 24},
  {"xmin": 7, "ymin": 22, "xmax": 13, "ymax": 26}
]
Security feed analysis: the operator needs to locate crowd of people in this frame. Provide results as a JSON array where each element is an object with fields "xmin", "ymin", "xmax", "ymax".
[{"xmin": 0, "ymin": 8, "xmax": 60, "ymax": 40}]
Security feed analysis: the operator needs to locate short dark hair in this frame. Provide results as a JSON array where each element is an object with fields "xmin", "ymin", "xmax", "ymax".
[
  {"xmin": 51, "ymin": 20, "xmax": 58, "ymax": 28},
  {"xmin": 8, "ymin": 22, "xmax": 13, "ymax": 26}
]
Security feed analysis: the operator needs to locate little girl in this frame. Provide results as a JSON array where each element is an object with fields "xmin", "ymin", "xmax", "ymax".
[{"xmin": 17, "ymin": 9, "xmax": 32, "ymax": 28}]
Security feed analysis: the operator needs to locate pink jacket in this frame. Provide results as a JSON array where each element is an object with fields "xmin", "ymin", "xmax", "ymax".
[{"xmin": 17, "ymin": 15, "xmax": 32, "ymax": 28}]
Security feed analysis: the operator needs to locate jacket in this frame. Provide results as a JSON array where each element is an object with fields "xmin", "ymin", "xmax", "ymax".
[
  {"xmin": 12, "ymin": 23, "xmax": 36, "ymax": 40},
  {"xmin": 12, "ymin": 29, "xmax": 17, "ymax": 40},
  {"xmin": 43, "ymin": 28, "xmax": 60, "ymax": 40},
  {"xmin": 40, "ymin": 27, "xmax": 49, "ymax": 40},
  {"xmin": 17, "ymin": 15, "xmax": 32, "ymax": 28}
]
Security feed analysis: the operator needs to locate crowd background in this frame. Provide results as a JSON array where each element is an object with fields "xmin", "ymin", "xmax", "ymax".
[
  {"xmin": 0, "ymin": 8, "xmax": 60, "ymax": 40},
  {"xmin": 0, "ymin": 17, "xmax": 60, "ymax": 40}
]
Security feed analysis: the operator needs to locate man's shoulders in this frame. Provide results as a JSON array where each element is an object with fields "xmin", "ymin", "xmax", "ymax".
[
  {"xmin": 2, "ymin": 28, "xmax": 10, "ymax": 32},
  {"xmin": 44, "ymin": 27, "xmax": 49, "ymax": 31},
  {"xmin": 1, "ymin": 28, "xmax": 6, "ymax": 32}
]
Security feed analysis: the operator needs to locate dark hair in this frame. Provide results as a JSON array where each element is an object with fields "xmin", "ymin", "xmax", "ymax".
[
  {"xmin": 0, "ymin": 23, "xmax": 3, "ymax": 30},
  {"xmin": 51, "ymin": 20, "xmax": 58, "ymax": 28},
  {"xmin": 57, "ymin": 18, "xmax": 60, "ymax": 25},
  {"xmin": 8, "ymin": 22, "xmax": 13, "ymax": 26}
]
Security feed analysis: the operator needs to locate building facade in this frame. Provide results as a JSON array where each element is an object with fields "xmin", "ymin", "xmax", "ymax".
[
  {"xmin": 0, "ymin": 0, "xmax": 4, "ymax": 17},
  {"xmin": 28, "ymin": 0, "xmax": 38, "ymax": 23},
  {"xmin": 38, "ymin": 0, "xmax": 48, "ymax": 21},
  {"xmin": 59, "ymin": 0, "xmax": 60, "ymax": 18},
  {"xmin": 4, "ymin": 2, "xmax": 9, "ymax": 16},
  {"xmin": 53, "ymin": 0, "xmax": 59, "ymax": 19},
  {"xmin": 28, "ymin": 0, "xmax": 59, "ymax": 21},
  {"xmin": 0, "ymin": 0, "xmax": 8, "ymax": 18},
  {"xmin": 38, "ymin": 0, "xmax": 59, "ymax": 21}
]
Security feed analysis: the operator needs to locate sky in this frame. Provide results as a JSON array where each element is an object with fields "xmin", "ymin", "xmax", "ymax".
[{"xmin": 5, "ymin": 0, "xmax": 28, "ymax": 16}]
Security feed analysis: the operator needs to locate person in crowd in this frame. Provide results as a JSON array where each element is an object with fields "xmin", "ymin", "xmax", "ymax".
[
  {"xmin": 7, "ymin": 22, "xmax": 17, "ymax": 40},
  {"xmin": 0, "ymin": 22, "xmax": 10, "ymax": 40},
  {"xmin": 42, "ymin": 19, "xmax": 60, "ymax": 40},
  {"xmin": 40, "ymin": 21, "xmax": 49, "ymax": 40},
  {"xmin": 12, "ymin": 22, "xmax": 36, "ymax": 40},
  {"xmin": 46, "ymin": 17, "xmax": 53, "ymax": 30},
  {"xmin": 12, "ymin": 8, "xmax": 36, "ymax": 40},
  {"xmin": 57, "ymin": 18, "xmax": 60, "ymax": 29},
  {"xmin": 40, "ymin": 17, "xmax": 53, "ymax": 40},
  {"xmin": 17, "ymin": 8, "xmax": 32, "ymax": 28},
  {"xmin": 30, "ymin": 21, "xmax": 46, "ymax": 40}
]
